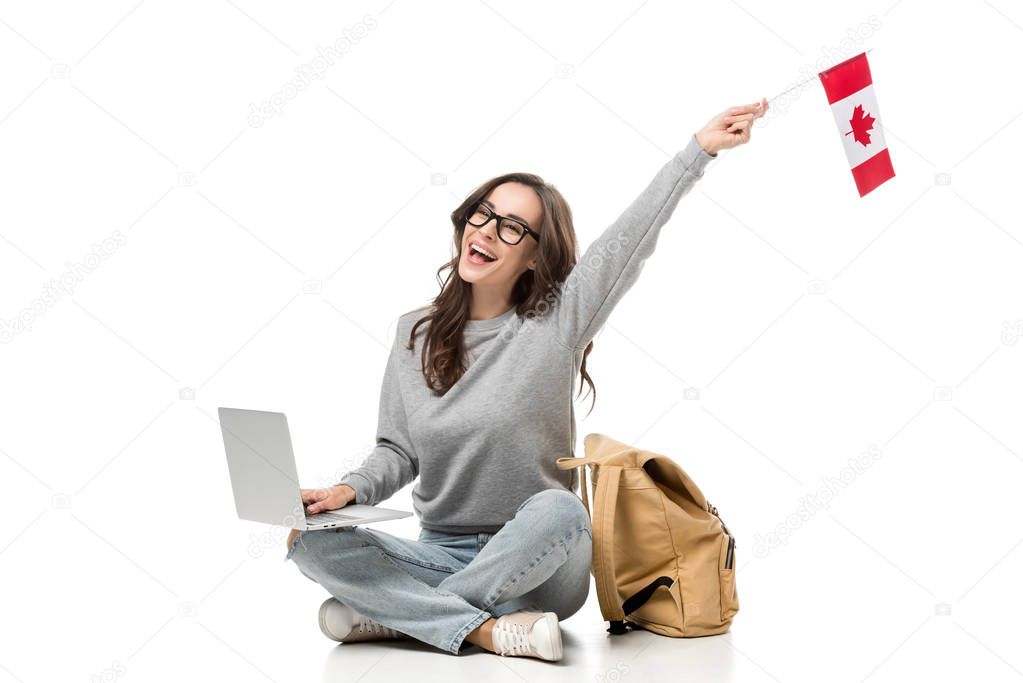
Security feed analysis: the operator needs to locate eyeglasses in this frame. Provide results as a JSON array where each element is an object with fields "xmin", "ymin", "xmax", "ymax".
[{"xmin": 466, "ymin": 203, "xmax": 540, "ymax": 245}]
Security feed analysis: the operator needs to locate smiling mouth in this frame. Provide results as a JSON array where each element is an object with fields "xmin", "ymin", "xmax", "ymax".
[{"xmin": 466, "ymin": 241, "xmax": 498, "ymax": 265}]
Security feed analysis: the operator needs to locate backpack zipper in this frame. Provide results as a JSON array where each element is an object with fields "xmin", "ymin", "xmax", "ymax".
[
  {"xmin": 707, "ymin": 501, "xmax": 731, "ymax": 535},
  {"xmin": 708, "ymin": 500, "xmax": 736, "ymax": 570}
]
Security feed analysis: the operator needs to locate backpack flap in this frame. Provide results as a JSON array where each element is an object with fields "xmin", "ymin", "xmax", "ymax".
[{"xmin": 639, "ymin": 453, "xmax": 710, "ymax": 516}]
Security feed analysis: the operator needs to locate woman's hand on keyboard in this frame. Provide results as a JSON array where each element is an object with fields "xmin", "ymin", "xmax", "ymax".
[{"xmin": 301, "ymin": 484, "xmax": 356, "ymax": 514}]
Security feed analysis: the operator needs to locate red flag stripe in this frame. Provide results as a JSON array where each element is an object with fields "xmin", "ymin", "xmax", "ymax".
[
  {"xmin": 850, "ymin": 148, "xmax": 895, "ymax": 196},
  {"xmin": 819, "ymin": 52, "xmax": 873, "ymax": 104}
]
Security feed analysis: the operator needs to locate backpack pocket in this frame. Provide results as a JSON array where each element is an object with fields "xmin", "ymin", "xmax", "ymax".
[{"xmin": 719, "ymin": 533, "xmax": 739, "ymax": 622}]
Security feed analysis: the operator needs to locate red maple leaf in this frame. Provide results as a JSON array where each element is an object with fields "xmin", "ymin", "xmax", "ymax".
[{"xmin": 844, "ymin": 104, "xmax": 875, "ymax": 147}]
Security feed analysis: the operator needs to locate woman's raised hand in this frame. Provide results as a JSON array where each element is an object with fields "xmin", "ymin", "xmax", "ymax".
[
  {"xmin": 695, "ymin": 98, "xmax": 768, "ymax": 156},
  {"xmin": 301, "ymin": 484, "xmax": 356, "ymax": 514}
]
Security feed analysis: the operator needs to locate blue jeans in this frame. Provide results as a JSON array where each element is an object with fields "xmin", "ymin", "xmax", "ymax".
[{"xmin": 286, "ymin": 488, "xmax": 593, "ymax": 655}]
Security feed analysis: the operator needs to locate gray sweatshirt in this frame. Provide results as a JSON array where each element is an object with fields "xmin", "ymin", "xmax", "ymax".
[{"xmin": 337, "ymin": 135, "xmax": 716, "ymax": 533}]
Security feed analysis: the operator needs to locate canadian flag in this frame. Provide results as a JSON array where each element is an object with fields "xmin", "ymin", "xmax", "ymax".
[{"xmin": 818, "ymin": 52, "xmax": 895, "ymax": 197}]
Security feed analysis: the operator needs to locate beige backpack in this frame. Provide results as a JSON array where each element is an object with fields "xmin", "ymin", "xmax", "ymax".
[{"xmin": 556, "ymin": 433, "xmax": 739, "ymax": 636}]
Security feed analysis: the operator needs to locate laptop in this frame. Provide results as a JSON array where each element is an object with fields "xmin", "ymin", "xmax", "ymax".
[{"xmin": 218, "ymin": 407, "xmax": 412, "ymax": 530}]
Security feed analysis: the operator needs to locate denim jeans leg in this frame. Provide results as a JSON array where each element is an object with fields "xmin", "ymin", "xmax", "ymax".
[
  {"xmin": 435, "ymin": 489, "xmax": 592, "ymax": 620},
  {"xmin": 496, "ymin": 526, "xmax": 593, "ymax": 620},
  {"xmin": 287, "ymin": 526, "xmax": 492, "ymax": 655}
]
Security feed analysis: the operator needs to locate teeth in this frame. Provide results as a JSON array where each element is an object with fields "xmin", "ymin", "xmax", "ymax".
[{"xmin": 470, "ymin": 243, "xmax": 497, "ymax": 260}]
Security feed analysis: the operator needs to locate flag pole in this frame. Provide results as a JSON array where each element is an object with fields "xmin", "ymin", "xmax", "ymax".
[{"xmin": 765, "ymin": 48, "xmax": 873, "ymax": 105}]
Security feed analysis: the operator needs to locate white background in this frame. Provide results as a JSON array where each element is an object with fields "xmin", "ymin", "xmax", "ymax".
[{"xmin": 1, "ymin": 1, "xmax": 1021, "ymax": 681}]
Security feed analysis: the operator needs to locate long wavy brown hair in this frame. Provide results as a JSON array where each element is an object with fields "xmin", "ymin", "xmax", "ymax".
[{"xmin": 406, "ymin": 171, "xmax": 598, "ymax": 415}]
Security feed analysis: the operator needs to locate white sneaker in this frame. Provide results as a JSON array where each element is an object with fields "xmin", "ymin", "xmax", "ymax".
[
  {"xmin": 318, "ymin": 598, "xmax": 409, "ymax": 643},
  {"xmin": 491, "ymin": 611, "xmax": 563, "ymax": 661}
]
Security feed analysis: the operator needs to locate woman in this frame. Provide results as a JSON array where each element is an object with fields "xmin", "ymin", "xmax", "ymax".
[{"xmin": 286, "ymin": 98, "xmax": 767, "ymax": 661}]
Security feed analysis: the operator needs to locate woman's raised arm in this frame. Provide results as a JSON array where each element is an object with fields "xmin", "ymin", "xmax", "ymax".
[{"xmin": 551, "ymin": 100, "xmax": 766, "ymax": 352}]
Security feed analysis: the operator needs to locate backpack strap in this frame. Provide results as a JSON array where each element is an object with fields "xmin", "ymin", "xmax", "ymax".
[
  {"xmin": 558, "ymin": 456, "xmax": 661, "ymax": 635},
  {"xmin": 555, "ymin": 456, "xmax": 599, "ymax": 515},
  {"xmin": 580, "ymin": 463, "xmax": 589, "ymax": 515},
  {"xmin": 592, "ymin": 464, "xmax": 625, "ymax": 629}
]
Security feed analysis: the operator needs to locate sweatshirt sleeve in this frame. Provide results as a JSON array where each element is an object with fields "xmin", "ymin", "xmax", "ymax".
[
  {"xmin": 552, "ymin": 134, "xmax": 715, "ymax": 351},
  {"xmin": 334, "ymin": 327, "xmax": 419, "ymax": 506}
]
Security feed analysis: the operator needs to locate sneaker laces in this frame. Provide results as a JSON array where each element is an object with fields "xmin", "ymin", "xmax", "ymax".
[
  {"xmin": 356, "ymin": 614, "xmax": 401, "ymax": 639},
  {"xmin": 493, "ymin": 619, "xmax": 532, "ymax": 656}
]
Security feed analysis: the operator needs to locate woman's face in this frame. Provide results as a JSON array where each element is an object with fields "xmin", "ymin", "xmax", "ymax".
[{"xmin": 458, "ymin": 181, "xmax": 542, "ymax": 289}]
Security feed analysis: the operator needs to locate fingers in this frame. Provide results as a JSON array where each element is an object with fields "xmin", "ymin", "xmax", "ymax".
[
  {"xmin": 300, "ymin": 488, "xmax": 325, "ymax": 504},
  {"xmin": 754, "ymin": 97, "xmax": 768, "ymax": 118},
  {"xmin": 307, "ymin": 497, "xmax": 331, "ymax": 514},
  {"xmin": 710, "ymin": 98, "xmax": 765, "ymax": 150},
  {"xmin": 301, "ymin": 487, "xmax": 331, "ymax": 514},
  {"xmin": 723, "ymin": 113, "xmax": 755, "ymax": 126},
  {"xmin": 726, "ymin": 119, "xmax": 752, "ymax": 133},
  {"xmin": 727, "ymin": 102, "xmax": 761, "ymax": 116},
  {"xmin": 726, "ymin": 98, "xmax": 768, "ymax": 120}
]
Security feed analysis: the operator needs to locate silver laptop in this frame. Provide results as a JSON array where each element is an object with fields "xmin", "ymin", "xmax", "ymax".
[{"xmin": 218, "ymin": 407, "xmax": 411, "ymax": 530}]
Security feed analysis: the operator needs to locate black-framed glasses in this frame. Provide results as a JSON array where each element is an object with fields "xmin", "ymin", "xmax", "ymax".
[{"xmin": 466, "ymin": 202, "xmax": 540, "ymax": 245}]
